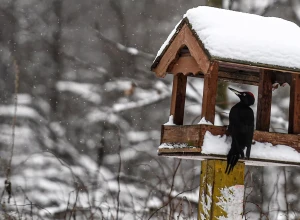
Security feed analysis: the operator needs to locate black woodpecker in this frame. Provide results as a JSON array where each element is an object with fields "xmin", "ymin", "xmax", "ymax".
[{"xmin": 225, "ymin": 87, "xmax": 255, "ymax": 174}]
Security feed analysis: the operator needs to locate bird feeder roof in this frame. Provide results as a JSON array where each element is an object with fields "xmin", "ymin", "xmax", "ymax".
[{"xmin": 152, "ymin": 6, "xmax": 300, "ymax": 73}]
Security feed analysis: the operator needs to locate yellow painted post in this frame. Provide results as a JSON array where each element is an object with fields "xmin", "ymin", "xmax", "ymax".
[{"xmin": 198, "ymin": 160, "xmax": 245, "ymax": 220}]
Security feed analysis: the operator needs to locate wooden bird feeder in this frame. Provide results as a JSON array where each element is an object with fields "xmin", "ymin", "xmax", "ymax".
[{"xmin": 151, "ymin": 6, "xmax": 300, "ymax": 219}]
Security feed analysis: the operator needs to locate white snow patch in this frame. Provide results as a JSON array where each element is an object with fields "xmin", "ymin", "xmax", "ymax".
[
  {"xmin": 164, "ymin": 115, "xmax": 175, "ymax": 125},
  {"xmin": 113, "ymin": 87, "xmax": 170, "ymax": 112},
  {"xmin": 116, "ymin": 43, "xmax": 139, "ymax": 55},
  {"xmin": 171, "ymin": 188, "xmax": 199, "ymax": 203},
  {"xmin": 56, "ymin": 81, "xmax": 101, "ymax": 104},
  {"xmin": 104, "ymin": 80, "xmax": 132, "ymax": 92},
  {"xmin": 0, "ymin": 105, "xmax": 44, "ymax": 121},
  {"xmin": 157, "ymin": 6, "xmax": 300, "ymax": 70},
  {"xmin": 198, "ymin": 117, "xmax": 213, "ymax": 125},
  {"xmin": 202, "ymin": 131, "xmax": 300, "ymax": 163},
  {"xmin": 200, "ymin": 183, "xmax": 212, "ymax": 219},
  {"xmin": 86, "ymin": 110, "xmax": 130, "ymax": 131},
  {"xmin": 127, "ymin": 47, "xmax": 139, "ymax": 55},
  {"xmin": 202, "ymin": 131, "xmax": 231, "ymax": 155},
  {"xmin": 126, "ymin": 130, "xmax": 160, "ymax": 142},
  {"xmin": 158, "ymin": 143, "xmax": 193, "ymax": 149},
  {"xmin": 280, "ymin": 97, "xmax": 290, "ymax": 109},
  {"xmin": 17, "ymin": 93, "xmax": 32, "ymax": 105},
  {"xmin": 147, "ymin": 197, "xmax": 162, "ymax": 208},
  {"xmin": 217, "ymin": 185, "xmax": 245, "ymax": 220}
]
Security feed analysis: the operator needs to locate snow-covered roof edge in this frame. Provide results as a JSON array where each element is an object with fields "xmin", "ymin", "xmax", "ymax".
[
  {"xmin": 151, "ymin": 8, "xmax": 300, "ymax": 73},
  {"xmin": 151, "ymin": 18, "xmax": 212, "ymax": 70}
]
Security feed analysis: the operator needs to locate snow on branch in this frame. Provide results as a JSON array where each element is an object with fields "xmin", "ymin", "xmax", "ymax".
[
  {"xmin": 104, "ymin": 80, "xmax": 133, "ymax": 92},
  {"xmin": 86, "ymin": 109, "xmax": 131, "ymax": 131},
  {"xmin": 0, "ymin": 105, "xmax": 44, "ymax": 121},
  {"xmin": 112, "ymin": 81, "xmax": 170, "ymax": 113},
  {"xmin": 56, "ymin": 81, "xmax": 102, "ymax": 104}
]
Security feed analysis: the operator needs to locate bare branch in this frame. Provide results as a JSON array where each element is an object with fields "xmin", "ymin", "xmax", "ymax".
[
  {"xmin": 93, "ymin": 24, "xmax": 155, "ymax": 61},
  {"xmin": 62, "ymin": 51, "xmax": 108, "ymax": 75}
]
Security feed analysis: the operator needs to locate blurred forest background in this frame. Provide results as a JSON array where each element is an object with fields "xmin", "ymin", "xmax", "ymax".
[{"xmin": 0, "ymin": 0, "xmax": 300, "ymax": 219}]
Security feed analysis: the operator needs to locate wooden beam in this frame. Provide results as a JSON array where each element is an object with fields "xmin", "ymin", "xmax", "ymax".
[
  {"xmin": 198, "ymin": 160, "xmax": 245, "ymax": 219},
  {"xmin": 201, "ymin": 62, "xmax": 219, "ymax": 124},
  {"xmin": 216, "ymin": 59, "xmax": 300, "ymax": 75},
  {"xmin": 256, "ymin": 69, "xmax": 273, "ymax": 131},
  {"xmin": 217, "ymin": 70, "xmax": 259, "ymax": 85},
  {"xmin": 161, "ymin": 125, "xmax": 300, "ymax": 151},
  {"xmin": 183, "ymin": 25, "xmax": 211, "ymax": 74},
  {"xmin": 158, "ymin": 153, "xmax": 300, "ymax": 166},
  {"xmin": 169, "ymin": 55, "xmax": 260, "ymax": 85},
  {"xmin": 170, "ymin": 55, "xmax": 201, "ymax": 75},
  {"xmin": 288, "ymin": 73, "xmax": 300, "ymax": 134},
  {"xmin": 218, "ymin": 61, "xmax": 260, "ymax": 73},
  {"xmin": 158, "ymin": 148, "xmax": 201, "ymax": 153},
  {"xmin": 159, "ymin": 125, "xmax": 300, "ymax": 166},
  {"xmin": 170, "ymin": 73, "xmax": 187, "ymax": 125}
]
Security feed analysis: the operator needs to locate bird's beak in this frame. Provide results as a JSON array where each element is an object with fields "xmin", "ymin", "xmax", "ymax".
[{"xmin": 228, "ymin": 87, "xmax": 241, "ymax": 96}]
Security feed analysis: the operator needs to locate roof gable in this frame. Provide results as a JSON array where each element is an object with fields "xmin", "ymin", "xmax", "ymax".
[
  {"xmin": 152, "ymin": 20, "xmax": 211, "ymax": 77},
  {"xmin": 152, "ymin": 6, "xmax": 300, "ymax": 73}
]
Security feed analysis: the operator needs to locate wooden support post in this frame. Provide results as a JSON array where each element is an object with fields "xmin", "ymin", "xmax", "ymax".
[
  {"xmin": 256, "ymin": 69, "xmax": 273, "ymax": 131},
  {"xmin": 198, "ymin": 160, "xmax": 245, "ymax": 220},
  {"xmin": 170, "ymin": 73, "xmax": 187, "ymax": 125},
  {"xmin": 288, "ymin": 73, "xmax": 300, "ymax": 134},
  {"xmin": 201, "ymin": 62, "xmax": 219, "ymax": 124}
]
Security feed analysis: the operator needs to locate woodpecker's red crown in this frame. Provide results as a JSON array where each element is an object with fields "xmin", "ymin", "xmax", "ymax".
[{"xmin": 245, "ymin": 92, "xmax": 255, "ymax": 99}]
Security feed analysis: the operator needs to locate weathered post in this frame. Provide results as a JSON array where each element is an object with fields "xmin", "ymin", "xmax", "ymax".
[
  {"xmin": 199, "ymin": 160, "xmax": 244, "ymax": 219},
  {"xmin": 199, "ymin": 61, "xmax": 245, "ymax": 219}
]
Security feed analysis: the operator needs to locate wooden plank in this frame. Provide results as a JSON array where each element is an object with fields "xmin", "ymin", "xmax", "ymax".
[
  {"xmin": 160, "ymin": 125, "xmax": 164, "ymax": 144},
  {"xmin": 164, "ymin": 57, "xmax": 293, "ymax": 86},
  {"xmin": 256, "ymin": 69, "xmax": 273, "ymax": 131},
  {"xmin": 198, "ymin": 160, "xmax": 245, "ymax": 219},
  {"xmin": 170, "ymin": 73, "xmax": 187, "ymax": 125},
  {"xmin": 288, "ymin": 73, "xmax": 300, "ymax": 134},
  {"xmin": 201, "ymin": 62, "xmax": 219, "ymax": 124},
  {"xmin": 254, "ymin": 130, "xmax": 299, "ymax": 150},
  {"xmin": 158, "ymin": 148, "xmax": 201, "ymax": 153},
  {"xmin": 215, "ymin": 59, "xmax": 300, "ymax": 75},
  {"xmin": 218, "ymin": 61, "xmax": 260, "ymax": 72},
  {"xmin": 218, "ymin": 70, "xmax": 259, "ymax": 85},
  {"xmin": 170, "ymin": 55, "xmax": 201, "ymax": 75},
  {"xmin": 183, "ymin": 24, "xmax": 211, "ymax": 74},
  {"xmin": 274, "ymin": 71, "xmax": 292, "ymax": 85},
  {"xmin": 192, "ymin": 70, "xmax": 259, "ymax": 85},
  {"xmin": 159, "ymin": 125, "xmax": 300, "ymax": 165},
  {"xmin": 160, "ymin": 153, "xmax": 300, "ymax": 166},
  {"xmin": 153, "ymin": 22, "xmax": 185, "ymax": 78},
  {"xmin": 162, "ymin": 125, "xmax": 202, "ymax": 146},
  {"xmin": 161, "ymin": 125, "xmax": 300, "ymax": 151}
]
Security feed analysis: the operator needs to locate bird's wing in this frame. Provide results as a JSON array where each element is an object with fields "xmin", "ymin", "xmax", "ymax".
[{"xmin": 227, "ymin": 105, "xmax": 254, "ymax": 172}]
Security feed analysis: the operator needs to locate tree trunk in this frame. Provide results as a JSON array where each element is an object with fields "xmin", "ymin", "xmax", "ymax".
[{"xmin": 50, "ymin": 0, "xmax": 63, "ymax": 115}]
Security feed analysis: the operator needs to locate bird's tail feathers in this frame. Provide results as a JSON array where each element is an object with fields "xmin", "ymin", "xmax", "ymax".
[{"xmin": 225, "ymin": 149, "xmax": 240, "ymax": 174}]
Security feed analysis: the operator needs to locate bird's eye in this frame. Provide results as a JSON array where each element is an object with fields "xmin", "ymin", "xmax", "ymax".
[{"xmin": 243, "ymin": 93, "xmax": 246, "ymax": 96}]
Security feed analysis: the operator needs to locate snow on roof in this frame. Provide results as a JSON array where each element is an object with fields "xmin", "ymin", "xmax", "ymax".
[{"xmin": 154, "ymin": 6, "xmax": 300, "ymax": 71}]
